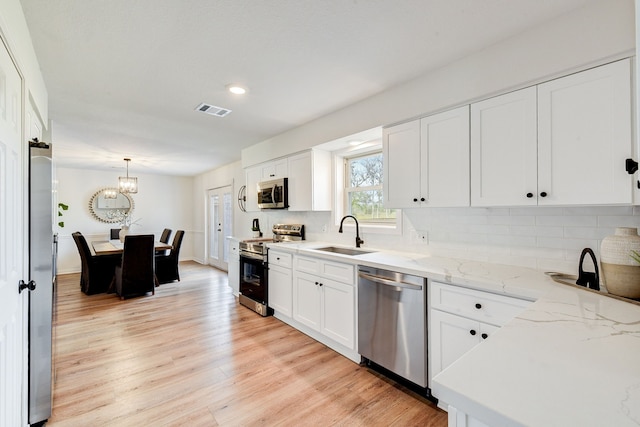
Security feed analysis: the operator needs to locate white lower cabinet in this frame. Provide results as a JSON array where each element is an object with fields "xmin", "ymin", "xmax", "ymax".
[
  {"xmin": 293, "ymin": 272, "xmax": 355, "ymax": 350},
  {"xmin": 268, "ymin": 250, "xmax": 293, "ymax": 317},
  {"xmin": 227, "ymin": 238, "xmax": 240, "ymax": 296},
  {"xmin": 429, "ymin": 282, "xmax": 530, "ymax": 404},
  {"xmin": 269, "ymin": 264, "xmax": 292, "ymax": 317},
  {"xmin": 430, "ymin": 310, "xmax": 499, "ymax": 379},
  {"xmin": 291, "ymin": 255, "xmax": 356, "ymax": 355}
]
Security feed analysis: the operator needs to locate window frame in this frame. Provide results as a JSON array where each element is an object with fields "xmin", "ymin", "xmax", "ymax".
[{"xmin": 333, "ymin": 144, "xmax": 401, "ymax": 234}]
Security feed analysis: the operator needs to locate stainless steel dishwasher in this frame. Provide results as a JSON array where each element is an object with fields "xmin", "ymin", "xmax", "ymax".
[{"xmin": 358, "ymin": 266, "xmax": 427, "ymax": 388}]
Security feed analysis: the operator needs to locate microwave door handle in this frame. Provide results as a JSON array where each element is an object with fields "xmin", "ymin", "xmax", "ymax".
[{"xmin": 271, "ymin": 186, "xmax": 276, "ymax": 203}]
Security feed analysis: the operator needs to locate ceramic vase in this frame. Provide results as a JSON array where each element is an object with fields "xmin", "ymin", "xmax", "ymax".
[
  {"xmin": 119, "ymin": 226, "xmax": 129, "ymax": 243},
  {"xmin": 600, "ymin": 227, "xmax": 640, "ymax": 299}
]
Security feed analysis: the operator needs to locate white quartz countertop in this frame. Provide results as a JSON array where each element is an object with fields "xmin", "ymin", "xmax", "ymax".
[
  {"xmin": 266, "ymin": 240, "xmax": 640, "ymax": 426},
  {"xmin": 432, "ymin": 285, "xmax": 640, "ymax": 426},
  {"xmin": 268, "ymin": 241, "xmax": 556, "ymax": 300}
]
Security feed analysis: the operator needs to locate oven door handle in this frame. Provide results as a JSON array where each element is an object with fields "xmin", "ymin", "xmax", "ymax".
[{"xmin": 240, "ymin": 252, "xmax": 266, "ymax": 262}]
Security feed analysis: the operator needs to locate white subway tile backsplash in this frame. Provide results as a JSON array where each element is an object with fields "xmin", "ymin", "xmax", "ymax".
[
  {"xmin": 263, "ymin": 206, "xmax": 639, "ymax": 275},
  {"xmin": 536, "ymin": 215, "xmax": 598, "ymax": 227},
  {"xmin": 596, "ymin": 215, "xmax": 640, "ymax": 228}
]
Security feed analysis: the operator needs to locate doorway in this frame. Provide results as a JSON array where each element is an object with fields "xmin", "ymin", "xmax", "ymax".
[{"xmin": 207, "ymin": 186, "xmax": 233, "ymax": 271}]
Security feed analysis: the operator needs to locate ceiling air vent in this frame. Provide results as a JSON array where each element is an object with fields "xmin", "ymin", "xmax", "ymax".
[{"xmin": 195, "ymin": 103, "xmax": 232, "ymax": 117}]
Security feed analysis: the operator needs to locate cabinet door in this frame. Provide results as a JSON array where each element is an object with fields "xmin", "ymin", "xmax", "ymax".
[
  {"xmin": 287, "ymin": 151, "xmax": 312, "ymax": 211},
  {"xmin": 471, "ymin": 87, "xmax": 538, "ymax": 206},
  {"xmin": 429, "ymin": 309, "xmax": 480, "ymax": 383},
  {"xmin": 245, "ymin": 165, "xmax": 262, "ymax": 212},
  {"xmin": 293, "ymin": 272, "xmax": 321, "ymax": 331},
  {"xmin": 420, "ymin": 106, "xmax": 470, "ymax": 207},
  {"xmin": 262, "ymin": 158, "xmax": 288, "ymax": 179},
  {"xmin": 320, "ymin": 279, "xmax": 355, "ymax": 349},
  {"xmin": 383, "ymin": 120, "xmax": 422, "ymax": 208},
  {"xmin": 269, "ymin": 264, "xmax": 292, "ymax": 317},
  {"xmin": 537, "ymin": 59, "xmax": 632, "ymax": 205}
]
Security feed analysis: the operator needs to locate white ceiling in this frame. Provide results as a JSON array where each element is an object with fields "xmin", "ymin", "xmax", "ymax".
[{"xmin": 20, "ymin": 0, "xmax": 596, "ymax": 176}]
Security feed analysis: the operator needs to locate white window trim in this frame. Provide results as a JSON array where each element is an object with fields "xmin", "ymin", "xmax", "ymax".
[{"xmin": 332, "ymin": 146, "xmax": 402, "ymax": 235}]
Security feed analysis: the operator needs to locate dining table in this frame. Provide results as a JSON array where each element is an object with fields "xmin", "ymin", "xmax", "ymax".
[{"xmin": 92, "ymin": 239, "xmax": 172, "ymax": 255}]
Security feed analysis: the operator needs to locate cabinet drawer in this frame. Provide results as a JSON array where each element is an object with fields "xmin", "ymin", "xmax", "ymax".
[
  {"xmin": 430, "ymin": 281, "xmax": 530, "ymax": 326},
  {"xmin": 295, "ymin": 255, "xmax": 320, "ymax": 274},
  {"xmin": 320, "ymin": 261, "xmax": 355, "ymax": 285},
  {"xmin": 295, "ymin": 255, "xmax": 355, "ymax": 285},
  {"xmin": 269, "ymin": 250, "xmax": 292, "ymax": 268}
]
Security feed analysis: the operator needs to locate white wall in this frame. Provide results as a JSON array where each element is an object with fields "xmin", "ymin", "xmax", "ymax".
[
  {"xmin": 242, "ymin": 0, "xmax": 634, "ymax": 167},
  {"xmin": 0, "ymin": 0, "xmax": 48, "ymax": 126},
  {"xmin": 56, "ymin": 167, "xmax": 194, "ymax": 274},
  {"xmin": 193, "ymin": 0, "xmax": 638, "ymax": 277}
]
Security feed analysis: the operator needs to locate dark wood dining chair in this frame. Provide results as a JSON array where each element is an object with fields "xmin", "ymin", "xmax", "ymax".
[
  {"xmin": 155, "ymin": 230, "xmax": 184, "ymax": 284},
  {"xmin": 110, "ymin": 228, "xmax": 121, "ymax": 240},
  {"xmin": 71, "ymin": 232, "xmax": 120, "ymax": 295},
  {"xmin": 156, "ymin": 228, "xmax": 172, "ymax": 255},
  {"xmin": 159, "ymin": 228, "xmax": 172, "ymax": 243},
  {"xmin": 113, "ymin": 234, "xmax": 156, "ymax": 299}
]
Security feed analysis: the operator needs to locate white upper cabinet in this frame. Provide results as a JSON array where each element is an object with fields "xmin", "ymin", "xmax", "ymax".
[
  {"xmin": 420, "ymin": 106, "xmax": 470, "ymax": 207},
  {"xmin": 261, "ymin": 158, "xmax": 288, "ymax": 180},
  {"xmin": 384, "ymin": 106, "xmax": 470, "ymax": 208},
  {"xmin": 537, "ymin": 59, "xmax": 632, "ymax": 205},
  {"xmin": 471, "ymin": 87, "xmax": 538, "ymax": 207},
  {"xmin": 471, "ymin": 59, "xmax": 633, "ymax": 207},
  {"xmin": 288, "ymin": 150, "xmax": 332, "ymax": 211},
  {"xmin": 383, "ymin": 120, "xmax": 421, "ymax": 208}
]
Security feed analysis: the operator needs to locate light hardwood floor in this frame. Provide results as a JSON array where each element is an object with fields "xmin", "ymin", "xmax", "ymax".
[{"xmin": 49, "ymin": 261, "xmax": 447, "ymax": 426}]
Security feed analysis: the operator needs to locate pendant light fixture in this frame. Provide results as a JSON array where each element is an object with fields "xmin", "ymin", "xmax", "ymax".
[{"xmin": 118, "ymin": 158, "xmax": 138, "ymax": 194}]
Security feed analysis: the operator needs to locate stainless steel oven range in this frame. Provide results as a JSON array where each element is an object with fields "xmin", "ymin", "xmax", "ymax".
[{"xmin": 238, "ymin": 224, "xmax": 304, "ymax": 316}]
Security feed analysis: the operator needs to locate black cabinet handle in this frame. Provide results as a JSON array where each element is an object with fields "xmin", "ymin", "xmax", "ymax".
[
  {"xmin": 420, "ymin": 197, "xmax": 425, "ymax": 202},
  {"xmin": 470, "ymin": 330, "xmax": 477, "ymax": 336},
  {"xmin": 540, "ymin": 192, "xmax": 547, "ymax": 197},
  {"xmin": 315, "ymin": 282, "xmax": 319, "ymax": 286},
  {"xmin": 475, "ymin": 303, "xmax": 482, "ymax": 309},
  {"xmin": 413, "ymin": 198, "xmax": 418, "ymax": 202},
  {"xmin": 481, "ymin": 333, "xmax": 488, "ymax": 339},
  {"xmin": 319, "ymin": 282, "xmax": 323, "ymax": 287},
  {"xmin": 526, "ymin": 192, "xmax": 533, "ymax": 198}
]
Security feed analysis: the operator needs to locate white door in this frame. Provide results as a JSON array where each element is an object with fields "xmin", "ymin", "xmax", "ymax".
[
  {"xmin": 471, "ymin": 87, "xmax": 538, "ymax": 206},
  {"xmin": 537, "ymin": 59, "xmax": 632, "ymax": 205},
  {"xmin": 0, "ymin": 37, "xmax": 27, "ymax": 426},
  {"xmin": 207, "ymin": 186, "xmax": 233, "ymax": 270}
]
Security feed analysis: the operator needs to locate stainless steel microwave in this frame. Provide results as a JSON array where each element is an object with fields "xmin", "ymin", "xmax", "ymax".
[{"xmin": 257, "ymin": 177, "xmax": 288, "ymax": 209}]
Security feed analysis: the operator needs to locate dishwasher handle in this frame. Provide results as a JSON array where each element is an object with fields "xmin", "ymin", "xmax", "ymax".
[{"xmin": 358, "ymin": 271, "xmax": 423, "ymax": 291}]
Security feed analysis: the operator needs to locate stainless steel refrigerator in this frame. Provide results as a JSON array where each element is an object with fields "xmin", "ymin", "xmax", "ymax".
[{"xmin": 29, "ymin": 141, "xmax": 56, "ymax": 426}]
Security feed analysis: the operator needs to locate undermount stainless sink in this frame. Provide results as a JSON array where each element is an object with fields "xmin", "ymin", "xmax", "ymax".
[{"xmin": 314, "ymin": 246, "xmax": 376, "ymax": 256}]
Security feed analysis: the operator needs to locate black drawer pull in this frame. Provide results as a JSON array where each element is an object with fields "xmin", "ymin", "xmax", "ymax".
[
  {"xmin": 475, "ymin": 303, "xmax": 482, "ymax": 309},
  {"xmin": 470, "ymin": 330, "xmax": 476, "ymax": 336}
]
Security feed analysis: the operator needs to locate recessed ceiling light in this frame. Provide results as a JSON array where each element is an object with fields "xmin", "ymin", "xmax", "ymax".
[{"xmin": 227, "ymin": 84, "xmax": 247, "ymax": 95}]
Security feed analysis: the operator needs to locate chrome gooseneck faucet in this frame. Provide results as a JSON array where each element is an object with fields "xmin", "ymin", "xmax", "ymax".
[{"xmin": 339, "ymin": 215, "xmax": 364, "ymax": 248}]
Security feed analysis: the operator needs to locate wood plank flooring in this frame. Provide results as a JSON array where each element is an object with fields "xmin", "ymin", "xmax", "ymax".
[{"xmin": 49, "ymin": 261, "xmax": 447, "ymax": 426}]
